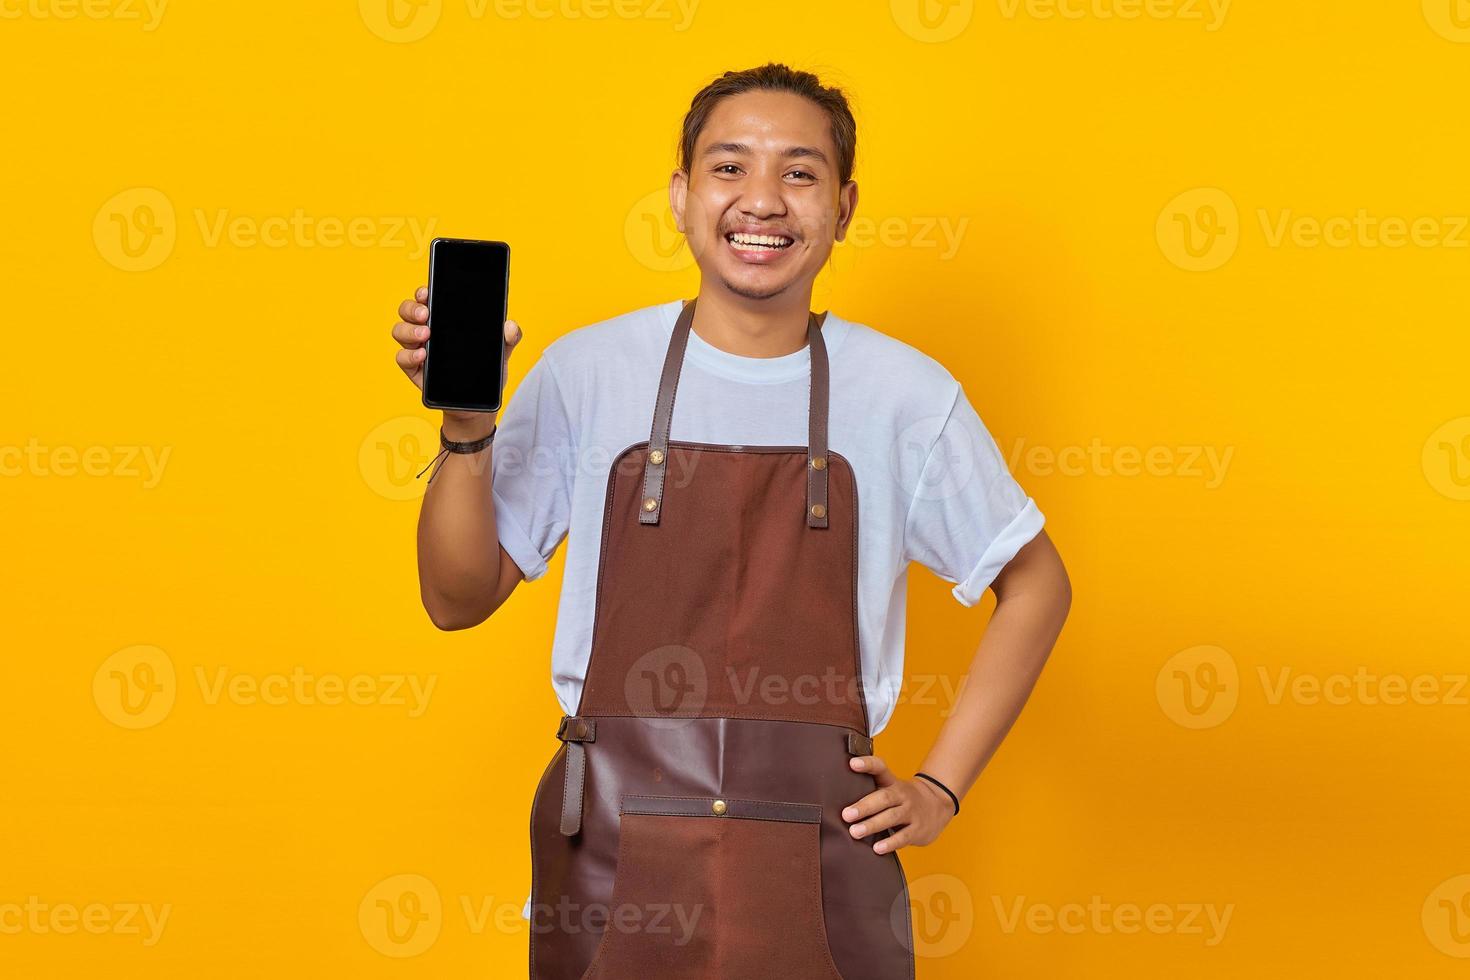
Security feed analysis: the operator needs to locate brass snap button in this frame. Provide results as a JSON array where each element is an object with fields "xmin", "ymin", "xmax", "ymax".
[
  {"xmin": 642, "ymin": 497, "xmax": 658, "ymax": 512},
  {"xmin": 570, "ymin": 719, "xmax": 588, "ymax": 739},
  {"xmin": 648, "ymin": 449, "xmax": 665, "ymax": 465},
  {"xmin": 711, "ymin": 799, "xmax": 728, "ymax": 816},
  {"xmin": 810, "ymin": 503, "xmax": 827, "ymax": 519},
  {"xmin": 809, "ymin": 456, "xmax": 826, "ymax": 470}
]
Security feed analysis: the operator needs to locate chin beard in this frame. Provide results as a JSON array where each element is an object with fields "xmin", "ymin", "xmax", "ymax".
[{"xmin": 719, "ymin": 275, "xmax": 790, "ymax": 301}]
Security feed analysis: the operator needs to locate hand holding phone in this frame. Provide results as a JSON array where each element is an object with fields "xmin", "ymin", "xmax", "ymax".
[{"xmin": 391, "ymin": 239, "xmax": 521, "ymax": 428}]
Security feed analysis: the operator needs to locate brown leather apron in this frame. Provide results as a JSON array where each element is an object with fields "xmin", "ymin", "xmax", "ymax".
[{"xmin": 528, "ymin": 298, "xmax": 915, "ymax": 979}]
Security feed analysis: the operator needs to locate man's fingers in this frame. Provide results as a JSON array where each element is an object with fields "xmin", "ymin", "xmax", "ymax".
[
  {"xmin": 873, "ymin": 828, "xmax": 912, "ymax": 854},
  {"xmin": 392, "ymin": 321, "xmax": 429, "ymax": 348},
  {"xmin": 416, "ymin": 285, "xmax": 427, "ymax": 303},
  {"xmin": 398, "ymin": 297, "xmax": 429, "ymax": 324},
  {"xmin": 850, "ymin": 754, "xmax": 897, "ymax": 786},
  {"xmin": 847, "ymin": 802, "xmax": 908, "ymax": 840},
  {"xmin": 841, "ymin": 786, "xmax": 900, "ymax": 823},
  {"xmin": 505, "ymin": 318, "xmax": 523, "ymax": 348},
  {"xmin": 394, "ymin": 347, "xmax": 426, "ymax": 375}
]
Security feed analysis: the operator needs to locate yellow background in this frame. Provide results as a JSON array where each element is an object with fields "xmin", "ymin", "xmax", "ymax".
[{"xmin": 4, "ymin": 0, "xmax": 1469, "ymax": 976}]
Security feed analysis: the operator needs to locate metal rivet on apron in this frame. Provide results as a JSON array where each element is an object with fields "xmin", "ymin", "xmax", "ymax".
[
  {"xmin": 810, "ymin": 503, "xmax": 827, "ymax": 519},
  {"xmin": 649, "ymin": 449, "xmax": 665, "ymax": 465},
  {"xmin": 810, "ymin": 456, "xmax": 826, "ymax": 470},
  {"xmin": 711, "ymin": 799, "xmax": 728, "ymax": 816},
  {"xmin": 642, "ymin": 497, "xmax": 658, "ymax": 512}
]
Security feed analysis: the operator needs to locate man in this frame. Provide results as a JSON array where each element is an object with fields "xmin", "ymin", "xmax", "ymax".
[{"xmin": 389, "ymin": 63, "xmax": 1070, "ymax": 978}]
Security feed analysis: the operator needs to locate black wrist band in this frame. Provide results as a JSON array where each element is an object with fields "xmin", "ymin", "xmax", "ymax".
[
  {"xmin": 914, "ymin": 771, "xmax": 960, "ymax": 816},
  {"xmin": 440, "ymin": 424, "xmax": 497, "ymax": 454},
  {"xmin": 416, "ymin": 423, "xmax": 497, "ymax": 485}
]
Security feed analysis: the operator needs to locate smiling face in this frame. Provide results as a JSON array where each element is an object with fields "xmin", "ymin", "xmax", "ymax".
[{"xmin": 671, "ymin": 89, "xmax": 858, "ymax": 303}]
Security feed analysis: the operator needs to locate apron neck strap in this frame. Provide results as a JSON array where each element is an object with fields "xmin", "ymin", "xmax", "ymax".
[{"xmin": 638, "ymin": 297, "xmax": 832, "ymax": 529}]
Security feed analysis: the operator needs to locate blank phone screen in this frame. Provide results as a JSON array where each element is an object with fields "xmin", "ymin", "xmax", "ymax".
[{"xmin": 423, "ymin": 239, "xmax": 509, "ymax": 412}]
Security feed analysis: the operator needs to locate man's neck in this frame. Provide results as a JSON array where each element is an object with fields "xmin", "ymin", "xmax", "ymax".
[{"xmin": 686, "ymin": 288, "xmax": 815, "ymax": 358}]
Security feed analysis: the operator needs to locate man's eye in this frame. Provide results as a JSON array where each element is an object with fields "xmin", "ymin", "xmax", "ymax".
[
  {"xmin": 788, "ymin": 171, "xmax": 816, "ymax": 181},
  {"xmin": 714, "ymin": 164, "xmax": 742, "ymax": 175}
]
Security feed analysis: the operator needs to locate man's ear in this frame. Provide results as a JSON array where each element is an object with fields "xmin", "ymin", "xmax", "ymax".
[
  {"xmin": 834, "ymin": 180, "xmax": 859, "ymax": 244},
  {"xmin": 670, "ymin": 170, "xmax": 688, "ymax": 233}
]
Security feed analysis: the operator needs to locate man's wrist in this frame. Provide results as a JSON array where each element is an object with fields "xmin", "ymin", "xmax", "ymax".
[
  {"xmin": 442, "ymin": 412, "xmax": 497, "ymax": 442},
  {"xmin": 913, "ymin": 771, "xmax": 962, "ymax": 815}
]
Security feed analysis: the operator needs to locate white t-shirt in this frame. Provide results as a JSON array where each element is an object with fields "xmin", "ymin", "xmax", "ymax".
[
  {"xmin": 491, "ymin": 299, "xmax": 1045, "ymax": 737},
  {"xmin": 501, "ymin": 299, "xmax": 1045, "ymax": 921}
]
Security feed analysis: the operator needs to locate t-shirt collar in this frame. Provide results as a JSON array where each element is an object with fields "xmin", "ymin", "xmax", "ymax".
[{"xmin": 658, "ymin": 299, "xmax": 847, "ymax": 385}]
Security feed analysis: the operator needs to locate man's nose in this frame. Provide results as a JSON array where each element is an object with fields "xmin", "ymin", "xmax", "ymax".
[{"xmin": 735, "ymin": 168, "xmax": 787, "ymax": 219}]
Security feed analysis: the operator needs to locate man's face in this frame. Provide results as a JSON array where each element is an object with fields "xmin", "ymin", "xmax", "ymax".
[{"xmin": 672, "ymin": 90, "xmax": 857, "ymax": 302}]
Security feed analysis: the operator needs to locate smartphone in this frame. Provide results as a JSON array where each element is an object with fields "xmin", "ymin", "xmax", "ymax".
[{"xmin": 421, "ymin": 237, "xmax": 511, "ymax": 414}]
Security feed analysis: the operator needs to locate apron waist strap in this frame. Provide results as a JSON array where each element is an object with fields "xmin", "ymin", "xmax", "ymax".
[{"xmin": 555, "ymin": 715, "xmax": 596, "ymax": 837}]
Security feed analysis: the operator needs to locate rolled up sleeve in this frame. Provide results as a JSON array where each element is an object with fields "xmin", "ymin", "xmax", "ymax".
[{"xmin": 903, "ymin": 384, "xmax": 1045, "ymax": 608}]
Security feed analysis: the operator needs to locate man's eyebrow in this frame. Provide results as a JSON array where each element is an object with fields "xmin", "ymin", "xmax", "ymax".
[{"xmin": 701, "ymin": 142, "xmax": 830, "ymax": 164}]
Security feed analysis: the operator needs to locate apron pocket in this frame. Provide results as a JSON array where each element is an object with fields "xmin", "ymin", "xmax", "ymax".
[{"xmin": 578, "ymin": 794, "xmax": 847, "ymax": 980}]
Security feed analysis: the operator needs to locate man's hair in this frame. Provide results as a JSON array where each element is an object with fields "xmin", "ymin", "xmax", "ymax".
[{"xmin": 678, "ymin": 63, "xmax": 857, "ymax": 187}]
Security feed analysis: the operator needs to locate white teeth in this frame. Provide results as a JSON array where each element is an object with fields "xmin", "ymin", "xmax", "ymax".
[{"xmin": 728, "ymin": 232, "xmax": 793, "ymax": 248}]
